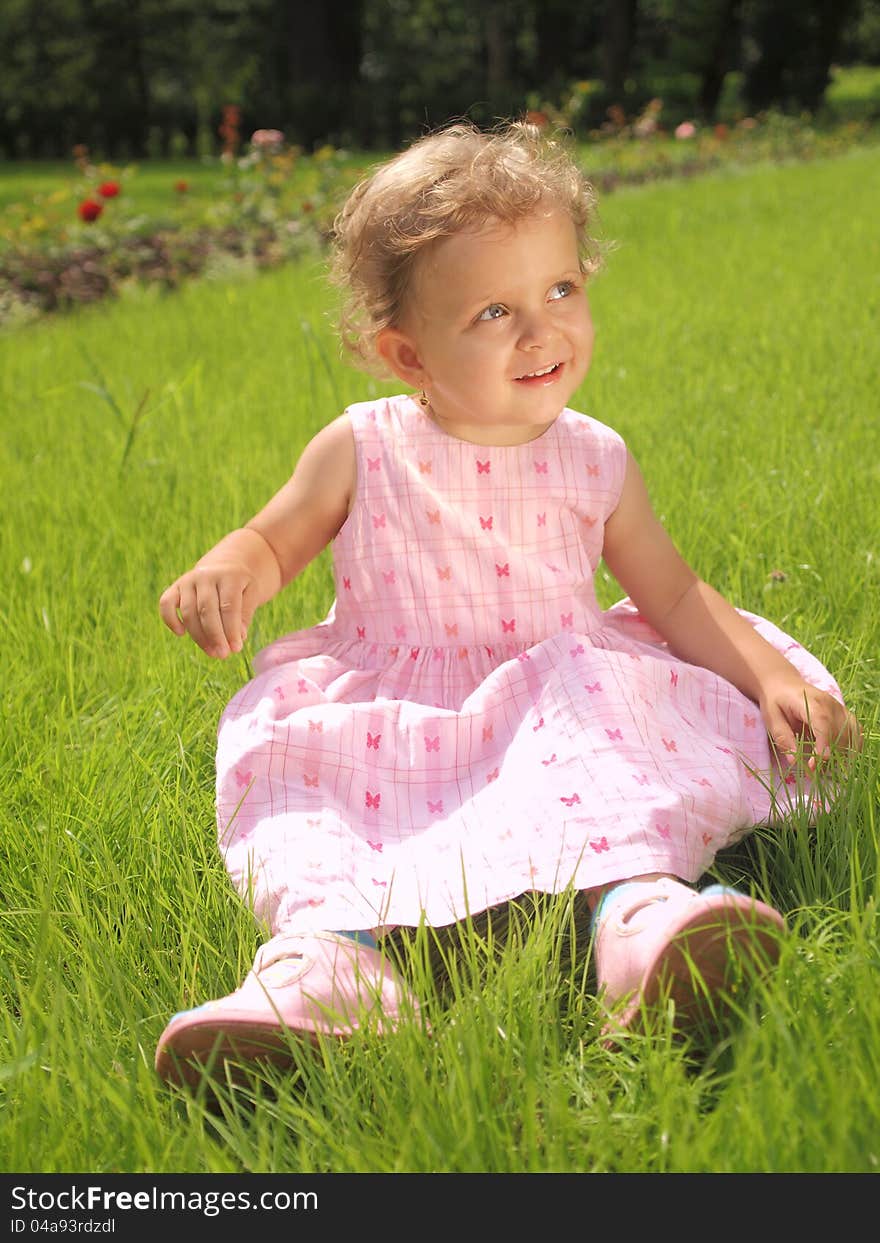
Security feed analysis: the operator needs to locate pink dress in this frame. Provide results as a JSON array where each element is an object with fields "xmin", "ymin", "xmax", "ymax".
[{"xmin": 216, "ymin": 395, "xmax": 840, "ymax": 934}]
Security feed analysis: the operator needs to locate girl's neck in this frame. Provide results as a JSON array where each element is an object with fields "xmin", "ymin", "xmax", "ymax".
[{"xmin": 416, "ymin": 397, "xmax": 560, "ymax": 447}]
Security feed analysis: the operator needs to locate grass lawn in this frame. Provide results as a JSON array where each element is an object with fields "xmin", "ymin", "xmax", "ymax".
[
  {"xmin": 1, "ymin": 144, "xmax": 878, "ymax": 1176},
  {"xmin": 0, "ymin": 153, "xmax": 375, "ymax": 219}
]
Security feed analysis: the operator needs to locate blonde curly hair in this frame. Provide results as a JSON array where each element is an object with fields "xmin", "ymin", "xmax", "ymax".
[{"xmin": 329, "ymin": 120, "xmax": 604, "ymax": 377}]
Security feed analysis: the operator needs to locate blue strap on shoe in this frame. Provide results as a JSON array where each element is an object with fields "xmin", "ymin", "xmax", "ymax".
[
  {"xmin": 331, "ymin": 928, "xmax": 379, "ymax": 949},
  {"xmin": 591, "ymin": 882, "xmax": 661, "ymax": 930},
  {"xmin": 700, "ymin": 884, "xmax": 747, "ymax": 899},
  {"xmin": 591, "ymin": 879, "xmax": 739, "ymax": 930}
]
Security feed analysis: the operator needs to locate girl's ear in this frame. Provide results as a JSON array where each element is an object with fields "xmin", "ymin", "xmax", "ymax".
[{"xmin": 376, "ymin": 326, "xmax": 429, "ymax": 388}]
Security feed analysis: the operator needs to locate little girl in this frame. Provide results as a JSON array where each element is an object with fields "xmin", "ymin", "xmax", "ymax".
[{"xmin": 155, "ymin": 121, "xmax": 860, "ymax": 1085}]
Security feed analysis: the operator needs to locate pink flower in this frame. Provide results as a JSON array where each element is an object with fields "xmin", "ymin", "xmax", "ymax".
[
  {"xmin": 251, "ymin": 128, "xmax": 285, "ymax": 150},
  {"xmin": 675, "ymin": 121, "xmax": 696, "ymax": 139}
]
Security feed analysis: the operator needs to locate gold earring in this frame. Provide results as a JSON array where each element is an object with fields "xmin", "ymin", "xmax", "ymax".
[{"xmin": 418, "ymin": 390, "xmax": 430, "ymax": 407}]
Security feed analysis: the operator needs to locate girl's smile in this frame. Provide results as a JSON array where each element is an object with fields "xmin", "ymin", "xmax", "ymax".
[
  {"xmin": 514, "ymin": 361, "xmax": 565, "ymax": 385},
  {"xmin": 377, "ymin": 206, "xmax": 595, "ymax": 445}
]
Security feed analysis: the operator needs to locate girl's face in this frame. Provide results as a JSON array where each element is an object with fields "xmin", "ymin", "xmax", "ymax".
[{"xmin": 379, "ymin": 206, "xmax": 595, "ymax": 445}]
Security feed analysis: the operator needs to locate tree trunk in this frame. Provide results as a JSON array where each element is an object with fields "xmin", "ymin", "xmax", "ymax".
[
  {"xmin": 281, "ymin": 0, "xmax": 363, "ymax": 147},
  {"xmin": 485, "ymin": 0, "xmax": 513, "ymax": 115},
  {"xmin": 602, "ymin": 0, "xmax": 638, "ymax": 101},
  {"xmin": 698, "ymin": 0, "xmax": 743, "ymax": 122},
  {"xmin": 535, "ymin": 0, "xmax": 580, "ymax": 86}
]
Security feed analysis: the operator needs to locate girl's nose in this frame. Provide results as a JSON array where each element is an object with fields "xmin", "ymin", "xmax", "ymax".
[{"xmin": 517, "ymin": 309, "xmax": 555, "ymax": 349}]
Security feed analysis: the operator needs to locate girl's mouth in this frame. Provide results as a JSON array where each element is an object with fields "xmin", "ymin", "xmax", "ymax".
[{"xmin": 514, "ymin": 362, "xmax": 563, "ymax": 385}]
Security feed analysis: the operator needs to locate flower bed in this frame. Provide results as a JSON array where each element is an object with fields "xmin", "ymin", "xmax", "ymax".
[
  {"xmin": 1, "ymin": 127, "xmax": 360, "ymax": 326},
  {"xmin": 2, "ymin": 109, "xmax": 877, "ymax": 328}
]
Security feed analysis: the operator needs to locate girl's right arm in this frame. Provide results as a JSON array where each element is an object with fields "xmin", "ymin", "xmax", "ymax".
[{"xmin": 159, "ymin": 414, "xmax": 356, "ymax": 658}]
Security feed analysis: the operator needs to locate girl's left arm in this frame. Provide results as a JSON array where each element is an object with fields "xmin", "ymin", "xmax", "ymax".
[{"xmin": 602, "ymin": 451, "xmax": 862, "ymax": 766}]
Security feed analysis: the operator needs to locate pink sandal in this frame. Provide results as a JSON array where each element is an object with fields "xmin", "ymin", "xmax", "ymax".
[
  {"xmin": 155, "ymin": 931, "xmax": 419, "ymax": 1087},
  {"xmin": 593, "ymin": 879, "xmax": 786, "ymax": 1044}
]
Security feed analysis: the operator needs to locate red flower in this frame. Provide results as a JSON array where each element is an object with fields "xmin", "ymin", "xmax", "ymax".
[
  {"xmin": 77, "ymin": 199, "xmax": 103, "ymax": 222},
  {"xmin": 98, "ymin": 180, "xmax": 120, "ymax": 198},
  {"xmin": 174, "ymin": 180, "xmax": 189, "ymax": 193}
]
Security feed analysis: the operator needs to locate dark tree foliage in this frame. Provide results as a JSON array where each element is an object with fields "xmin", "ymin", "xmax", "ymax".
[
  {"xmin": 0, "ymin": 0, "xmax": 872, "ymax": 158},
  {"xmin": 743, "ymin": 0, "xmax": 862, "ymax": 113}
]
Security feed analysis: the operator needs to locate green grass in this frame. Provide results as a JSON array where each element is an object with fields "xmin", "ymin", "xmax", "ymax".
[
  {"xmin": 0, "ymin": 152, "xmax": 374, "ymax": 219},
  {"xmin": 1, "ymin": 145, "xmax": 879, "ymax": 1174},
  {"xmin": 0, "ymin": 158, "xmax": 222, "ymax": 214}
]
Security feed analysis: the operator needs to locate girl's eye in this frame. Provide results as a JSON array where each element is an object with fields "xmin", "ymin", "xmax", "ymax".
[
  {"xmin": 477, "ymin": 303, "xmax": 506, "ymax": 322},
  {"xmin": 549, "ymin": 280, "xmax": 575, "ymax": 300}
]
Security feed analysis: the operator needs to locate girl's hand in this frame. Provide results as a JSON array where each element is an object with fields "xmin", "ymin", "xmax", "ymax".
[
  {"xmin": 159, "ymin": 559, "xmax": 259, "ymax": 659},
  {"xmin": 759, "ymin": 674, "xmax": 863, "ymax": 770},
  {"xmin": 158, "ymin": 416, "xmax": 355, "ymax": 661}
]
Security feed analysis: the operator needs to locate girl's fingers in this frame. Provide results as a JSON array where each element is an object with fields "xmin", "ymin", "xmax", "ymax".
[
  {"xmin": 158, "ymin": 584, "xmax": 186, "ymax": 636},
  {"xmin": 218, "ymin": 583, "xmax": 245, "ymax": 653},
  {"xmin": 764, "ymin": 686, "xmax": 861, "ymax": 771},
  {"xmin": 831, "ymin": 709, "xmax": 863, "ymax": 756},
  {"xmin": 159, "ymin": 571, "xmax": 252, "ymax": 658},
  {"xmin": 176, "ymin": 580, "xmax": 211, "ymax": 653},
  {"xmin": 194, "ymin": 579, "xmax": 230, "ymax": 657},
  {"xmin": 240, "ymin": 585, "xmax": 259, "ymax": 646},
  {"xmin": 795, "ymin": 697, "xmax": 861, "ymax": 767},
  {"xmin": 765, "ymin": 706, "xmax": 798, "ymax": 766}
]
